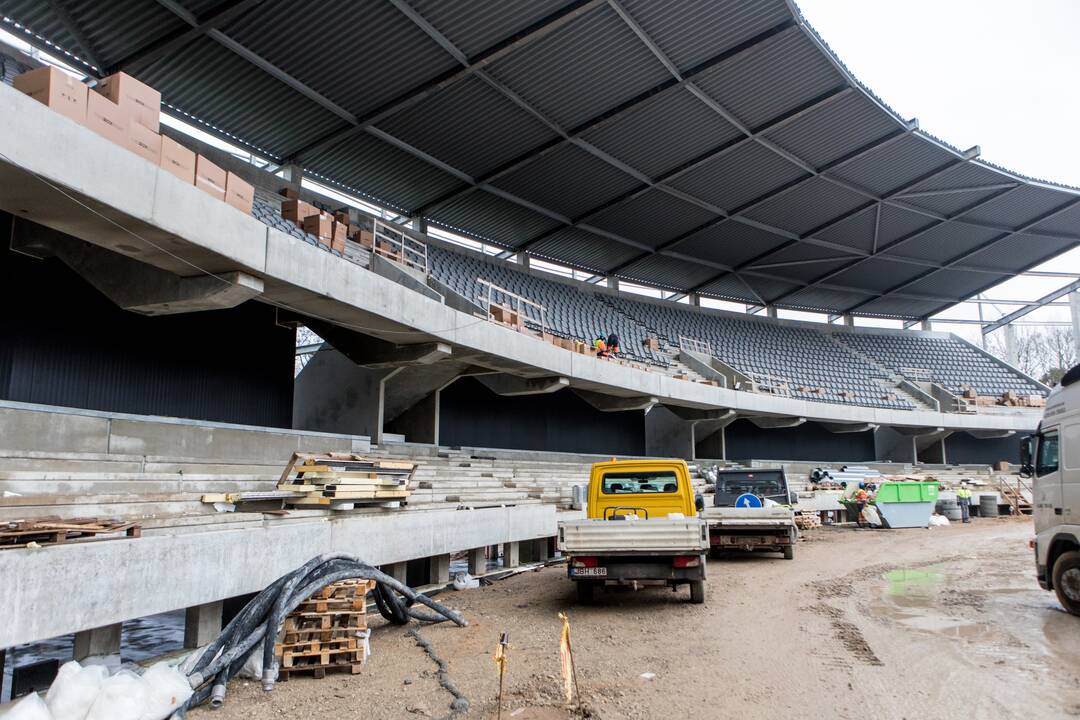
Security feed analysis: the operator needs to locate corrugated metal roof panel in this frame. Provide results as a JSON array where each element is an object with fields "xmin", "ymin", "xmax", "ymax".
[
  {"xmin": 619, "ymin": 0, "xmax": 791, "ymax": 74},
  {"xmin": 408, "ymin": 0, "xmax": 574, "ymax": 58},
  {"xmin": 955, "ymin": 234, "xmax": 1074, "ymax": 272},
  {"xmin": 527, "ymin": 227, "xmax": 641, "ymax": 273},
  {"xmin": 428, "ymin": 189, "xmax": 562, "ymax": 247},
  {"xmin": 303, "ymin": 131, "xmax": 464, "ymax": 213},
  {"xmin": 830, "ymin": 133, "xmax": 956, "ymax": 196},
  {"xmin": 140, "ymin": 36, "xmax": 345, "ymax": 159},
  {"xmin": 743, "ymin": 177, "xmax": 868, "ymax": 235},
  {"xmin": 1028, "ymin": 201, "xmax": 1080, "ymax": 236},
  {"xmin": 739, "ymin": 275, "xmax": 802, "ymax": 303},
  {"xmin": 876, "ymin": 204, "xmax": 938, "ymax": 248},
  {"xmin": 375, "ymin": 75, "xmax": 559, "ymax": 178},
  {"xmin": 901, "ymin": 269, "xmax": 1004, "ymax": 301},
  {"xmin": 780, "ymin": 286, "xmax": 862, "ymax": 313},
  {"xmin": 853, "ymin": 296, "xmax": 942, "ymax": 318},
  {"xmin": 696, "ymin": 273, "xmax": 759, "ymax": 303},
  {"xmin": 485, "ymin": 4, "xmax": 670, "ymax": 130},
  {"xmin": 586, "ymin": 189, "xmax": 719, "ymax": 247},
  {"xmin": 675, "ymin": 221, "xmax": 788, "ymax": 267},
  {"xmin": 754, "ymin": 258, "xmax": 852, "ymax": 285},
  {"xmin": 221, "ymin": 0, "xmax": 459, "ymax": 120},
  {"xmin": 813, "ymin": 205, "xmax": 877, "ymax": 252},
  {"xmin": 667, "ymin": 141, "xmax": 807, "ymax": 212},
  {"xmin": 882, "ymin": 221, "xmax": 1000, "ymax": 265},
  {"xmin": 618, "ymin": 254, "xmax": 719, "ymax": 291},
  {"xmin": 491, "ymin": 143, "xmax": 642, "ymax": 219},
  {"xmin": 963, "ymin": 184, "xmax": 1077, "ymax": 229},
  {"xmin": 828, "ymin": 257, "xmax": 926, "ymax": 292},
  {"xmin": 762, "ymin": 91, "xmax": 899, "ymax": 169},
  {"xmin": 692, "ymin": 29, "xmax": 844, "ymax": 131},
  {"xmin": 581, "ymin": 85, "xmax": 743, "ymax": 179}
]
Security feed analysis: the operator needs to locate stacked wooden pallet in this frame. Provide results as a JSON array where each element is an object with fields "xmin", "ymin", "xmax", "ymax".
[
  {"xmin": 276, "ymin": 578, "xmax": 374, "ymax": 680},
  {"xmin": 276, "ymin": 453, "xmax": 415, "ymax": 509},
  {"xmin": 0, "ymin": 516, "xmax": 140, "ymax": 549}
]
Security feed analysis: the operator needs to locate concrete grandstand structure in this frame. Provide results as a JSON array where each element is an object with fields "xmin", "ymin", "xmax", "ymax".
[{"xmin": 0, "ymin": 0, "xmax": 1075, "ymax": 670}]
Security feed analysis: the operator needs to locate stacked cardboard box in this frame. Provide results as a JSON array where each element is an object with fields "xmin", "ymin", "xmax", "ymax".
[
  {"xmin": 280, "ymin": 198, "xmax": 349, "ymax": 252},
  {"xmin": 14, "ymin": 67, "xmax": 254, "ymax": 215}
]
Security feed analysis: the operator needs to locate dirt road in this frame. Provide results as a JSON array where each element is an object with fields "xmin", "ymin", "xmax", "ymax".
[{"xmin": 195, "ymin": 518, "xmax": 1080, "ymax": 719}]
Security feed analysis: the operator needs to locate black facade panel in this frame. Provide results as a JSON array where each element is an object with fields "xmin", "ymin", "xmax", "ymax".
[
  {"xmin": 1, "ymin": 246, "xmax": 295, "ymax": 427},
  {"xmin": 945, "ymin": 432, "xmax": 1024, "ymax": 466},
  {"xmin": 725, "ymin": 419, "xmax": 875, "ymax": 462},
  {"xmin": 439, "ymin": 377, "xmax": 645, "ymax": 455}
]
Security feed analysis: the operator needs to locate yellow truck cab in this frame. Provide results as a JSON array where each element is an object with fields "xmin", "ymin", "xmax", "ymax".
[
  {"xmin": 587, "ymin": 459, "xmax": 700, "ymax": 520},
  {"xmin": 558, "ymin": 459, "xmax": 708, "ymax": 604}
]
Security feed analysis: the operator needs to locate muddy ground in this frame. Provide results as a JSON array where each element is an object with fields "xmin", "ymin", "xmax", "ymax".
[{"xmin": 194, "ymin": 518, "xmax": 1080, "ymax": 720}]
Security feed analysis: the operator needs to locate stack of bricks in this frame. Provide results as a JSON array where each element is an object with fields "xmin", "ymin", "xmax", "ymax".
[{"xmin": 275, "ymin": 579, "xmax": 374, "ymax": 680}]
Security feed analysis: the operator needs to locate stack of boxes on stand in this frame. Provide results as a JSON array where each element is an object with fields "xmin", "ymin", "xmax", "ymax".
[
  {"xmin": 279, "ymin": 190, "xmax": 373, "ymax": 255},
  {"xmin": 276, "ymin": 579, "xmax": 373, "ymax": 680},
  {"xmin": 14, "ymin": 66, "xmax": 253, "ymax": 215},
  {"xmin": 959, "ymin": 386, "xmax": 1046, "ymax": 408}
]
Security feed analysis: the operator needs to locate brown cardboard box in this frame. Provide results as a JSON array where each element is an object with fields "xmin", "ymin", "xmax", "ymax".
[
  {"xmin": 279, "ymin": 187, "xmax": 300, "ymax": 200},
  {"xmin": 194, "ymin": 155, "xmax": 227, "ymax": 201},
  {"xmin": 225, "ymin": 172, "xmax": 254, "ymax": 214},
  {"xmin": 332, "ymin": 221, "xmax": 348, "ymax": 246},
  {"xmin": 159, "ymin": 135, "xmax": 196, "ymax": 183},
  {"xmin": 334, "ymin": 211, "xmax": 350, "ymax": 225},
  {"xmin": 14, "ymin": 66, "xmax": 87, "ymax": 124},
  {"xmin": 96, "ymin": 72, "xmax": 160, "ymax": 132},
  {"xmin": 331, "ymin": 235, "xmax": 346, "ymax": 253},
  {"xmin": 281, "ymin": 199, "xmax": 317, "ymax": 225},
  {"xmin": 85, "ymin": 91, "xmax": 129, "ymax": 147},
  {"xmin": 303, "ymin": 215, "xmax": 333, "ymax": 245},
  {"xmin": 353, "ymin": 229, "xmax": 374, "ymax": 248},
  {"xmin": 127, "ymin": 122, "xmax": 161, "ymax": 164}
]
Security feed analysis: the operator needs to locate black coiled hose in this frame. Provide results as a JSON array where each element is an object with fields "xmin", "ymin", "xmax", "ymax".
[{"xmin": 169, "ymin": 554, "xmax": 466, "ymax": 717}]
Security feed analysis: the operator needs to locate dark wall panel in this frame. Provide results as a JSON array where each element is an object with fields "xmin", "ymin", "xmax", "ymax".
[
  {"xmin": 439, "ymin": 378, "xmax": 644, "ymax": 455},
  {"xmin": 945, "ymin": 432, "xmax": 1024, "ymax": 466},
  {"xmin": 0, "ymin": 245, "xmax": 295, "ymax": 427},
  {"xmin": 725, "ymin": 419, "xmax": 875, "ymax": 462}
]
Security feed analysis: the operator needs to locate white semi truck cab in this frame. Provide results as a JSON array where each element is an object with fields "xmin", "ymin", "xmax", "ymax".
[{"xmin": 1023, "ymin": 364, "xmax": 1080, "ymax": 616}]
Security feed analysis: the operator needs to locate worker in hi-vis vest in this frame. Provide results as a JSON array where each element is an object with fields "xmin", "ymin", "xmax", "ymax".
[{"xmin": 957, "ymin": 483, "xmax": 972, "ymax": 524}]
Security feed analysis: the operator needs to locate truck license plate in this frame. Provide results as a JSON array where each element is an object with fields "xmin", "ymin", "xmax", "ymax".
[{"xmin": 572, "ymin": 567, "xmax": 607, "ymax": 577}]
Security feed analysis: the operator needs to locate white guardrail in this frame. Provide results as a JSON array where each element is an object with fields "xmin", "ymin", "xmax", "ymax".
[{"xmin": 477, "ymin": 278, "xmax": 547, "ymax": 335}]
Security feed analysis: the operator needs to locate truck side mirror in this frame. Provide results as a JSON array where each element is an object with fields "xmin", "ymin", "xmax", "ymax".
[
  {"xmin": 1019, "ymin": 435, "xmax": 1035, "ymax": 478},
  {"xmin": 695, "ymin": 494, "xmax": 705, "ymax": 513},
  {"xmin": 789, "ymin": 491, "xmax": 799, "ymax": 506}
]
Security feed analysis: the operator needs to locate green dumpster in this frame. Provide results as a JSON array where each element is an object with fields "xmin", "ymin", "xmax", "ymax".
[{"xmin": 874, "ymin": 481, "xmax": 938, "ymax": 528}]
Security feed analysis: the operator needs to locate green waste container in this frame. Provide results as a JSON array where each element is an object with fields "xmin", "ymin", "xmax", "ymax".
[{"xmin": 874, "ymin": 481, "xmax": 938, "ymax": 528}]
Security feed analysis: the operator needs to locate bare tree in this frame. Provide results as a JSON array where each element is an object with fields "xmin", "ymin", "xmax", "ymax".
[
  {"xmin": 985, "ymin": 327, "xmax": 1043, "ymax": 378},
  {"xmin": 985, "ymin": 325, "xmax": 1077, "ymax": 386},
  {"xmin": 1038, "ymin": 326, "xmax": 1077, "ymax": 385}
]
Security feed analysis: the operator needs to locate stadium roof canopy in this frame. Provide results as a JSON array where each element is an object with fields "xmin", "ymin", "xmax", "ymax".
[{"xmin": 4, "ymin": 0, "xmax": 1080, "ymax": 320}]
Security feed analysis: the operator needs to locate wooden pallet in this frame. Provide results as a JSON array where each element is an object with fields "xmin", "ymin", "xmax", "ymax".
[
  {"xmin": 276, "ymin": 579, "xmax": 371, "ymax": 679},
  {"xmin": 276, "ymin": 661, "xmax": 363, "ymax": 680},
  {"xmin": 0, "ymin": 518, "xmax": 141, "ymax": 549},
  {"xmin": 277, "ymin": 453, "xmax": 415, "ymax": 508}
]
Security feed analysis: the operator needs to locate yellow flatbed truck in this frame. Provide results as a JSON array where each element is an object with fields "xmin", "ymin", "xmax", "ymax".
[{"xmin": 556, "ymin": 459, "xmax": 708, "ymax": 604}]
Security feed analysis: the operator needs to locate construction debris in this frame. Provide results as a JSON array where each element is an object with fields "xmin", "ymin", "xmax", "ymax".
[
  {"xmin": 275, "ymin": 452, "xmax": 416, "ymax": 509},
  {"xmin": 0, "ymin": 517, "xmax": 140, "ymax": 549}
]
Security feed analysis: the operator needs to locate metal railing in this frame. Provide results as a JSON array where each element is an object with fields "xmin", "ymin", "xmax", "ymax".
[
  {"xmin": 678, "ymin": 335, "xmax": 712, "ymax": 356},
  {"xmin": 900, "ymin": 366, "xmax": 933, "ymax": 382},
  {"xmin": 745, "ymin": 371, "xmax": 792, "ymax": 397},
  {"xmin": 371, "ymin": 218, "xmax": 429, "ymax": 273},
  {"xmin": 476, "ymin": 278, "xmax": 546, "ymax": 335}
]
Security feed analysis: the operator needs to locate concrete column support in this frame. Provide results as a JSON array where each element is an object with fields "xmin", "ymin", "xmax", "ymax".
[
  {"xmin": 689, "ymin": 293, "xmax": 701, "ymax": 307},
  {"xmin": 504, "ymin": 541, "xmax": 521, "ymax": 568},
  {"xmin": 1004, "ymin": 324, "xmax": 1018, "ymax": 366},
  {"xmin": 519, "ymin": 253, "xmax": 531, "ymax": 269},
  {"xmin": 843, "ymin": 314, "xmax": 855, "ymax": 327},
  {"xmin": 920, "ymin": 319, "xmax": 932, "ymax": 331},
  {"xmin": 74, "ymin": 623, "xmax": 122, "ymax": 661},
  {"xmin": 1070, "ymin": 291, "xmax": 1080, "ymax": 360},
  {"xmin": 467, "ymin": 547, "xmax": 487, "ymax": 576},
  {"xmin": 383, "ymin": 562, "xmax": 408, "ymax": 584},
  {"xmin": 766, "ymin": 305, "xmax": 778, "ymax": 319},
  {"xmin": 279, "ymin": 163, "xmax": 303, "ymax": 184},
  {"xmin": 606, "ymin": 277, "xmax": 619, "ymax": 291},
  {"xmin": 184, "ymin": 600, "xmax": 223, "ymax": 649},
  {"xmin": 429, "ymin": 554, "xmax": 451, "ymax": 585},
  {"xmin": 533, "ymin": 538, "xmax": 550, "ymax": 563}
]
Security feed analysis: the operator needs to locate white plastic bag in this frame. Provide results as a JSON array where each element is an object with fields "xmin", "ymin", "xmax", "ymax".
[
  {"xmin": 85, "ymin": 671, "xmax": 147, "ymax": 720},
  {"xmin": 139, "ymin": 663, "xmax": 193, "ymax": 720},
  {"xmin": 451, "ymin": 572, "xmax": 480, "ymax": 591},
  {"xmin": 45, "ymin": 660, "xmax": 106, "ymax": 720},
  {"xmin": 928, "ymin": 514, "xmax": 950, "ymax": 527},
  {"xmin": 0, "ymin": 693, "xmax": 52, "ymax": 720}
]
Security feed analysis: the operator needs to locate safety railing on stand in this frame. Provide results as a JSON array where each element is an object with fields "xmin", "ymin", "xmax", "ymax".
[
  {"xmin": 371, "ymin": 218, "xmax": 429, "ymax": 273},
  {"xmin": 745, "ymin": 371, "xmax": 792, "ymax": 397},
  {"xmin": 476, "ymin": 278, "xmax": 546, "ymax": 335},
  {"xmin": 678, "ymin": 335, "xmax": 712, "ymax": 356},
  {"xmin": 900, "ymin": 366, "xmax": 933, "ymax": 382}
]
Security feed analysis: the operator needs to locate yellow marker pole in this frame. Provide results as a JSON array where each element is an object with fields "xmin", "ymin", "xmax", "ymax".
[
  {"xmin": 494, "ymin": 631, "xmax": 510, "ymax": 720},
  {"xmin": 558, "ymin": 612, "xmax": 580, "ymax": 706}
]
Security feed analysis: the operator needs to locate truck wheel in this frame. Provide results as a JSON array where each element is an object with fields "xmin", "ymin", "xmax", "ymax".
[
  {"xmin": 783, "ymin": 545, "xmax": 795, "ymax": 560},
  {"xmin": 1052, "ymin": 551, "xmax": 1080, "ymax": 616},
  {"xmin": 576, "ymin": 581, "xmax": 596, "ymax": 605},
  {"xmin": 689, "ymin": 580, "xmax": 706, "ymax": 604}
]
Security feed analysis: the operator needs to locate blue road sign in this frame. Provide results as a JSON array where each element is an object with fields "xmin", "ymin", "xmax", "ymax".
[{"xmin": 734, "ymin": 493, "xmax": 762, "ymax": 508}]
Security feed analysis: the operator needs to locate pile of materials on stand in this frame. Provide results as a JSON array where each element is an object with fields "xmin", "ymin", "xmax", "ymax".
[
  {"xmin": 276, "ymin": 453, "xmax": 415, "ymax": 508},
  {"xmin": 0, "ymin": 517, "xmax": 141, "ymax": 549}
]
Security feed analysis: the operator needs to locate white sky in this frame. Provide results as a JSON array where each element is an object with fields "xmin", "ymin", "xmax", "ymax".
[{"xmin": 796, "ymin": 0, "xmax": 1080, "ymax": 340}]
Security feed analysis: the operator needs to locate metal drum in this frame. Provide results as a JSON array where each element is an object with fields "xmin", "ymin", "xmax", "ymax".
[{"xmin": 979, "ymin": 494, "xmax": 1000, "ymax": 517}]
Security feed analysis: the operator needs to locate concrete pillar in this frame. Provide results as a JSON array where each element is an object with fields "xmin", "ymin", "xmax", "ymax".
[
  {"xmin": 843, "ymin": 313, "xmax": 855, "ymax": 327},
  {"xmin": 920, "ymin": 319, "xmax": 932, "ymax": 331},
  {"xmin": 504, "ymin": 541, "xmax": 521, "ymax": 568},
  {"xmin": 429, "ymin": 554, "xmax": 450, "ymax": 585},
  {"xmin": 519, "ymin": 253, "xmax": 531, "ymax": 269},
  {"xmin": 689, "ymin": 293, "xmax": 701, "ymax": 307},
  {"xmin": 279, "ymin": 163, "xmax": 302, "ymax": 184},
  {"xmin": 467, "ymin": 547, "xmax": 487, "ymax": 576},
  {"xmin": 382, "ymin": 562, "xmax": 408, "ymax": 584},
  {"xmin": 606, "ymin": 277, "xmax": 619, "ymax": 291},
  {"xmin": 1071, "ymin": 291, "xmax": 1080, "ymax": 360},
  {"xmin": 414, "ymin": 217, "xmax": 428, "ymax": 233},
  {"xmin": 766, "ymin": 305, "xmax": 778, "ymax": 319},
  {"xmin": 644, "ymin": 405, "xmax": 694, "ymax": 459},
  {"xmin": 1004, "ymin": 324, "xmax": 1019, "ymax": 366},
  {"xmin": 694, "ymin": 425, "xmax": 727, "ymax": 461},
  {"xmin": 184, "ymin": 601, "xmax": 222, "ymax": 649},
  {"xmin": 388, "ymin": 390, "xmax": 440, "ymax": 445},
  {"xmin": 74, "ymin": 623, "xmax": 122, "ymax": 661},
  {"xmin": 533, "ymin": 538, "xmax": 551, "ymax": 563}
]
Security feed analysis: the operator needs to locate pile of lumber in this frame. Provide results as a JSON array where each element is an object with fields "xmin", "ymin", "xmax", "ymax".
[
  {"xmin": 276, "ymin": 579, "xmax": 373, "ymax": 680},
  {"xmin": 0, "ymin": 517, "xmax": 140, "ymax": 549},
  {"xmin": 794, "ymin": 510, "xmax": 822, "ymax": 530},
  {"xmin": 276, "ymin": 453, "xmax": 415, "ymax": 508}
]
